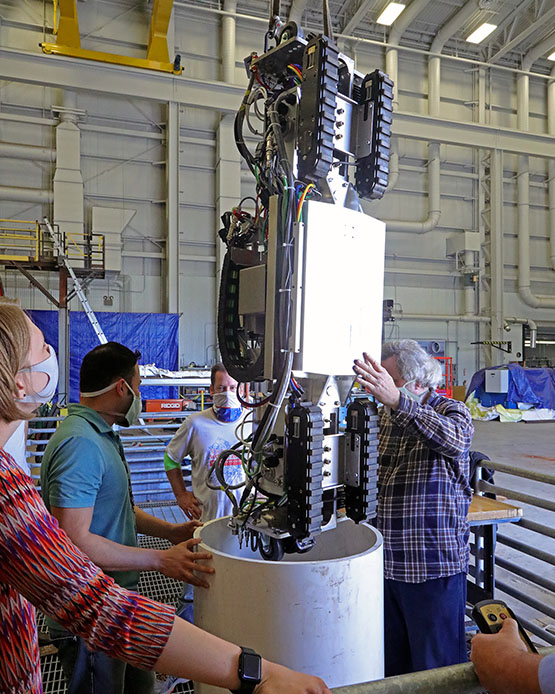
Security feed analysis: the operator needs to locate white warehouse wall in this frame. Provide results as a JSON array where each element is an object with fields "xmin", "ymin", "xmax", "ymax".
[{"xmin": 1, "ymin": 0, "xmax": 554, "ymax": 381}]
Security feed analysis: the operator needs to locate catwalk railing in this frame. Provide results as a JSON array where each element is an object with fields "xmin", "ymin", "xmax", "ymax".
[
  {"xmin": 331, "ymin": 646, "xmax": 555, "ymax": 694},
  {"xmin": 472, "ymin": 458, "xmax": 555, "ymax": 646}
]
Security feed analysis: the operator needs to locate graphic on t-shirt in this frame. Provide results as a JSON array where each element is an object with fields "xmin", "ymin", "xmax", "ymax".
[{"xmin": 207, "ymin": 439, "xmax": 245, "ymax": 487}]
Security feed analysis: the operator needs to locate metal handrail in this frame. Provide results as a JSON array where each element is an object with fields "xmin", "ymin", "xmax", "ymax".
[
  {"xmin": 28, "ymin": 411, "xmax": 193, "ymax": 503},
  {"xmin": 518, "ymin": 517, "xmax": 555, "ymax": 540},
  {"xmin": 495, "ymin": 578, "xmax": 555, "ymax": 621},
  {"xmin": 518, "ymin": 614, "xmax": 555, "ymax": 645},
  {"xmin": 473, "ymin": 459, "xmax": 555, "ymax": 648},
  {"xmin": 480, "ymin": 480, "xmax": 555, "ymax": 512},
  {"xmin": 495, "ymin": 555, "xmax": 555, "ymax": 593},
  {"xmin": 65, "ymin": 232, "xmax": 86, "ymax": 257},
  {"xmin": 0, "ymin": 218, "xmax": 106, "ymax": 272},
  {"xmin": 28, "ymin": 412, "xmax": 190, "ymax": 425},
  {"xmin": 331, "ymin": 647, "xmax": 555, "ymax": 694},
  {"xmin": 481, "ymin": 459, "xmax": 555, "ymax": 485},
  {"xmin": 496, "ymin": 533, "xmax": 555, "ymax": 567},
  {"xmin": 0, "ymin": 220, "xmax": 41, "ymax": 262}
]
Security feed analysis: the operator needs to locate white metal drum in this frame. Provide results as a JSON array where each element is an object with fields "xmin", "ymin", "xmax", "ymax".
[{"xmin": 193, "ymin": 517, "xmax": 384, "ymax": 692}]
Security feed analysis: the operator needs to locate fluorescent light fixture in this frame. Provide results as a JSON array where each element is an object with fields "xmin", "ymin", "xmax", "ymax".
[
  {"xmin": 547, "ymin": 51, "xmax": 555, "ymax": 61},
  {"xmin": 466, "ymin": 22, "xmax": 497, "ymax": 44},
  {"xmin": 525, "ymin": 339, "xmax": 555, "ymax": 346},
  {"xmin": 377, "ymin": 2, "xmax": 406, "ymax": 26}
]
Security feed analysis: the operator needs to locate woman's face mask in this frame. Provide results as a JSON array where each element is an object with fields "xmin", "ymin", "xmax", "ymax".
[{"xmin": 19, "ymin": 345, "xmax": 59, "ymax": 404}]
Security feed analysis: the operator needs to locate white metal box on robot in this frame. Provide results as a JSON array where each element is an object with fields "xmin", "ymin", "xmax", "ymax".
[{"xmin": 291, "ymin": 199, "xmax": 386, "ymax": 374}]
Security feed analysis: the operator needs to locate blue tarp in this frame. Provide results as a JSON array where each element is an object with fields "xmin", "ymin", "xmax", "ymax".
[
  {"xmin": 467, "ymin": 363, "xmax": 555, "ymax": 409},
  {"xmin": 28, "ymin": 311, "xmax": 179, "ymax": 403}
]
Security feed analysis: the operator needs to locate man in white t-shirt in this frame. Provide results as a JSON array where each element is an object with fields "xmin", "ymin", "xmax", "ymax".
[{"xmin": 164, "ymin": 364, "xmax": 249, "ymax": 522}]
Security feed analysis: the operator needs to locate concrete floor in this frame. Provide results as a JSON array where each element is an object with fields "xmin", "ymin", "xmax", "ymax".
[{"xmin": 472, "ymin": 420, "xmax": 555, "ymax": 645}]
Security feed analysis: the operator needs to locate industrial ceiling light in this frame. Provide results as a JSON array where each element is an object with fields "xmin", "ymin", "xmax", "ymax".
[
  {"xmin": 547, "ymin": 51, "xmax": 555, "ymax": 61},
  {"xmin": 466, "ymin": 22, "xmax": 497, "ymax": 44},
  {"xmin": 376, "ymin": 2, "xmax": 406, "ymax": 26}
]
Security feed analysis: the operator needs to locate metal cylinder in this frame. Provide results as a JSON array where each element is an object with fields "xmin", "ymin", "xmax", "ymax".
[{"xmin": 194, "ymin": 518, "xmax": 384, "ymax": 692}]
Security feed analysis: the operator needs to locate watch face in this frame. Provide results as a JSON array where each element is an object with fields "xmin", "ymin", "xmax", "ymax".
[{"xmin": 242, "ymin": 652, "xmax": 262, "ymax": 683}]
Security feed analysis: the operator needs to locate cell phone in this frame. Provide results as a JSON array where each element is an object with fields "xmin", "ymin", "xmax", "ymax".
[{"xmin": 472, "ymin": 599, "xmax": 538, "ymax": 653}]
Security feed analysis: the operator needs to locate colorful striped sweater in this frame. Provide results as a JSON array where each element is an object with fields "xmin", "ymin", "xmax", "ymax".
[{"xmin": 0, "ymin": 448, "xmax": 175, "ymax": 694}]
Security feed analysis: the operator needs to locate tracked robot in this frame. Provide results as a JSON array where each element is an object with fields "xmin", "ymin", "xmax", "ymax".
[{"xmin": 213, "ymin": 0, "xmax": 393, "ymax": 560}]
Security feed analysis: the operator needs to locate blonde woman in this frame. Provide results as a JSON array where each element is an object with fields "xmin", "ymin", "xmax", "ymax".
[{"xmin": 0, "ymin": 298, "xmax": 330, "ymax": 694}]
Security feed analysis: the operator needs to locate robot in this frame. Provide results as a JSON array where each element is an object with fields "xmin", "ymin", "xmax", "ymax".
[{"xmin": 212, "ymin": 1, "xmax": 393, "ymax": 560}]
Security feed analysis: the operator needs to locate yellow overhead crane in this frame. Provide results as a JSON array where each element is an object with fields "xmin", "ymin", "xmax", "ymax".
[{"xmin": 41, "ymin": 0, "xmax": 182, "ymax": 75}]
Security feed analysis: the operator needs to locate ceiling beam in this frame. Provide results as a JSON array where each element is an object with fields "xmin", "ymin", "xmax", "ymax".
[
  {"xmin": 522, "ymin": 32, "xmax": 555, "ymax": 71},
  {"xmin": 393, "ymin": 111, "xmax": 555, "ymax": 159},
  {"xmin": 0, "ymin": 46, "xmax": 244, "ymax": 113},
  {"xmin": 343, "ymin": 0, "xmax": 375, "ymax": 36},
  {"xmin": 1, "ymin": 46, "xmax": 554, "ymax": 159},
  {"xmin": 489, "ymin": 7, "xmax": 555, "ymax": 64}
]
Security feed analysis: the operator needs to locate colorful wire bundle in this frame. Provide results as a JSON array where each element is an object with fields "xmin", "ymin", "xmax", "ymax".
[
  {"xmin": 287, "ymin": 64, "xmax": 303, "ymax": 85},
  {"xmin": 290, "ymin": 376, "xmax": 304, "ymax": 396},
  {"xmin": 296, "ymin": 182, "xmax": 315, "ymax": 222}
]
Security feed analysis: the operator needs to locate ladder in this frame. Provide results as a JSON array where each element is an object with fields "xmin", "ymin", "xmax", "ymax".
[{"xmin": 43, "ymin": 217, "xmax": 108, "ymax": 345}]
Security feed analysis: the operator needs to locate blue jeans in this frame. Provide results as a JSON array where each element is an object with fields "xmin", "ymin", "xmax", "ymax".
[
  {"xmin": 49, "ymin": 629, "xmax": 155, "ymax": 694},
  {"xmin": 384, "ymin": 572, "xmax": 468, "ymax": 676}
]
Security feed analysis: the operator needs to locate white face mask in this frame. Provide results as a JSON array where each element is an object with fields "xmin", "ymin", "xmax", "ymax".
[
  {"xmin": 212, "ymin": 391, "xmax": 241, "ymax": 410},
  {"xmin": 212, "ymin": 391, "xmax": 242, "ymax": 422},
  {"xmin": 398, "ymin": 379, "xmax": 427, "ymax": 404},
  {"xmin": 80, "ymin": 380, "xmax": 142, "ymax": 427},
  {"xmin": 19, "ymin": 345, "xmax": 59, "ymax": 404},
  {"xmin": 121, "ymin": 381, "xmax": 142, "ymax": 427}
]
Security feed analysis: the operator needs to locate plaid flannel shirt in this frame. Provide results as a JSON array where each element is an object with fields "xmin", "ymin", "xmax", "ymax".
[{"xmin": 377, "ymin": 391, "xmax": 473, "ymax": 583}]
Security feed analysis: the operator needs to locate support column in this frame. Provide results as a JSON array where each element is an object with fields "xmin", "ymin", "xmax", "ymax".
[
  {"xmin": 58, "ymin": 269, "xmax": 69, "ymax": 403},
  {"xmin": 222, "ymin": 0, "xmax": 236, "ymax": 84},
  {"xmin": 166, "ymin": 101, "xmax": 180, "ymax": 313},
  {"xmin": 53, "ymin": 91, "xmax": 83, "ymax": 400},
  {"xmin": 475, "ymin": 67, "xmax": 487, "ymax": 370},
  {"xmin": 215, "ymin": 114, "xmax": 241, "ymax": 331},
  {"xmin": 53, "ymin": 92, "xmax": 84, "ymax": 252},
  {"xmin": 489, "ymin": 150, "xmax": 505, "ymax": 361},
  {"xmin": 477, "ymin": 67, "xmax": 487, "ymax": 125}
]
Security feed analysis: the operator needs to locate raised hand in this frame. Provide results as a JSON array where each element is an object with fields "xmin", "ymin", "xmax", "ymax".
[{"xmin": 353, "ymin": 352, "xmax": 400, "ymax": 409}]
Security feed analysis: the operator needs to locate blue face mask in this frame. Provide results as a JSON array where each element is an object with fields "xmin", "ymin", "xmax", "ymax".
[
  {"xmin": 398, "ymin": 379, "xmax": 427, "ymax": 404},
  {"xmin": 213, "ymin": 407, "xmax": 242, "ymax": 422},
  {"xmin": 212, "ymin": 391, "xmax": 242, "ymax": 422}
]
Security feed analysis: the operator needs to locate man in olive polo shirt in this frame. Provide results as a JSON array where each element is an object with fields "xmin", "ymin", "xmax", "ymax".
[{"xmin": 41, "ymin": 342, "xmax": 214, "ymax": 694}]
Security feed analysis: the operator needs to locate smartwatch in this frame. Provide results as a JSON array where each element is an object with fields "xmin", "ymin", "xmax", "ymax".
[{"xmin": 230, "ymin": 646, "xmax": 262, "ymax": 694}]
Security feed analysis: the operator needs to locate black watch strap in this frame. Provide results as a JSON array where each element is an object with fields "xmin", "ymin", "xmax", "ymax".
[{"xmin": 230, "ymin": 646, "xmax": 262, "ymax": 694}]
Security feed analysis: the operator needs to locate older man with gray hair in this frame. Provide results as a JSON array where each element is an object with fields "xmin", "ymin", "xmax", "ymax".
[{"xmin": 353, "ymin": 339, "xmax": 473, "ymax": 677}]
